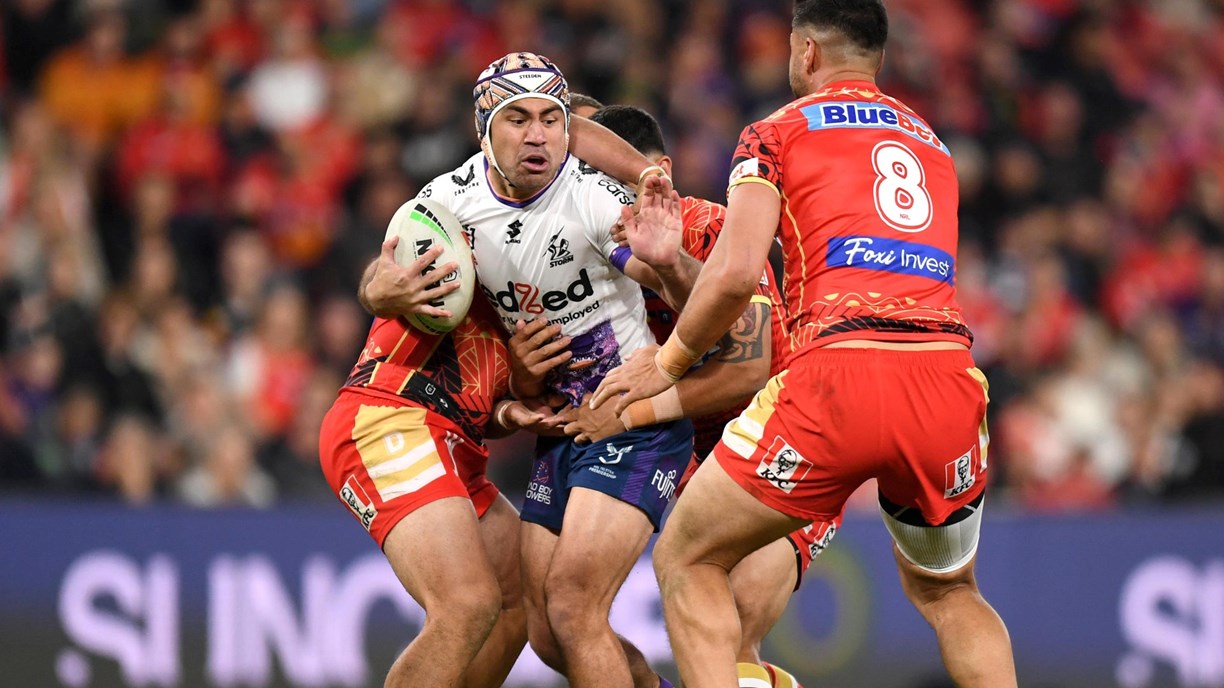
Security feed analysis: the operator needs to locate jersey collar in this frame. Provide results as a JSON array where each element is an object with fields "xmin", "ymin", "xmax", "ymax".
[{"xmin": 483, "ymin": 153, "xmax": 570, "ymax": 209}]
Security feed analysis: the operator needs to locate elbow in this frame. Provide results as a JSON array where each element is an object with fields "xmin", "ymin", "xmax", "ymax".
[
  {"xmin": 728, "ymin": 356, "xmax": 770, "ymax": 403},
  {"xmin": 713, "ymin": 264, "xmax": 761, "ymax": 300}
]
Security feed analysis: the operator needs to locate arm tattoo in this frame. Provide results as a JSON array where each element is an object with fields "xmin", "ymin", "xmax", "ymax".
[{"xmin": 715, "ymin": 302, "xmax": 769, "ymax": 364}]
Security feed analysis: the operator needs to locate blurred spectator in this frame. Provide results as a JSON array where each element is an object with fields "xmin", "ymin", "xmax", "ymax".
[
  {"xmin": 39, "ymin": 8, "xmax": 160, "ymax": 156},
  {"xmin": 178, "ymin": 423, "xmax": 276, "ymax": 507},
  {"xmin": 246, "ymin": 10, "xmax": 326, "ymax": 133}
]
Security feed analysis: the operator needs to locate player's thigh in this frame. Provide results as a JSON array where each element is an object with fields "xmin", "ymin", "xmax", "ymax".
[
  {"xmin": 547, "ymin": 487, "xmax": 654, "ymax": 607},
  {"xmin": 881, "ymin": 491, "xmax": 985, "ymax": 576},
  {"xmin": 478, "ymin": 493, "xmax": 523, "ymax": 606},
  {"xmin": 658, "ymin": 458, "xmax": 808, "ymax": 573},
  {"xmin": 383, "ymin": 496, "xmax": 500, "ymax": 610},
  {"xmin": 729, "ymin": 537, "xmax": 798, "ymax": 640}
]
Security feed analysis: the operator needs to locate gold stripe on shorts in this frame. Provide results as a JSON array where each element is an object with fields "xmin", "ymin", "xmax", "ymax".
[
  {"xmin": 353, "ymin": 404, "xmax": 447, "ymax": 501},
  {"xmin": 721, "ymin": 371, "xmax": 788, "ymax": 459},
  {"xmin": 965, "ymin": 367, "xmax": 990, "ymax": 470}
]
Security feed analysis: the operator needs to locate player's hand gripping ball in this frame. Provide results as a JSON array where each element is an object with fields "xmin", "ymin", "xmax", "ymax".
[{"xmin": 384, "ymin": 198, "xmax": 476, "ymax": 334}]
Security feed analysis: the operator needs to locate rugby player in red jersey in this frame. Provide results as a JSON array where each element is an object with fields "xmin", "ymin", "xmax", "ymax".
[
  {"xmin": 319, "ymin": 238, "xmax": 539, "ymax": 688},
  {"xmin": 557, "ymin": 104, "xmax": 837, "ymax": 688},
  {"xmin": 592, "ymin": 2, "xmax": 1017, "ymax": 687}
]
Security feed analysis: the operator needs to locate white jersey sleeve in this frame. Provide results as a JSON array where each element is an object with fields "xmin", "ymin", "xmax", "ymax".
[{"xmin": 424, "ymin": 153, "xmax": 652, "ymax": 405}]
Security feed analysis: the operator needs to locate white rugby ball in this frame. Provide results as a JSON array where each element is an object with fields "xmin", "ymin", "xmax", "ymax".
[{"xmin": 384, "ymin": 197, "xmax": 476, "ymax": 335}]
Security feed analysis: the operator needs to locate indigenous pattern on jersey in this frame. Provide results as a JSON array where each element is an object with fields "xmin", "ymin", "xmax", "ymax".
[
  {"xmin": 343, "ymin": 298, "xmax": 509, "ymax": 442},
  {"xmin": 641, "ymin": 196, "xmax": 788, "ymax": 457},
  {"xmin": 420, "ymin": 153, "xmax": 652, "ymax": 406},
  {"xmin": 728, "ymin": 80, "xmax": 972, "ymax": 355}
]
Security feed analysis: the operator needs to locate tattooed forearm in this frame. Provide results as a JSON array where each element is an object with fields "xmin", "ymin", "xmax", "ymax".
[{"xmin": 716, "ymin": 302, "xmax": 769, "ymax": 363}]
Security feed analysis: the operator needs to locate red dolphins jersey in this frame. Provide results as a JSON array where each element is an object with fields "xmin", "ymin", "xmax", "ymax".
[
  {"xmin": 728, "ymin": 80, "xmax": 971, "ymax": 356},
  {"xmin": 643, "ymin": 195, "xmax": 789, "ymax": 456},
  {"xmin": 343, "ymin": 298, "xmax": 510, "ymax": 442}
]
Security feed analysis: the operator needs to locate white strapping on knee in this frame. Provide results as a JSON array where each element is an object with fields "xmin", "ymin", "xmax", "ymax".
[{"xmin": 881, "ymin": 499, "xmax": 983, "ymax": 574}]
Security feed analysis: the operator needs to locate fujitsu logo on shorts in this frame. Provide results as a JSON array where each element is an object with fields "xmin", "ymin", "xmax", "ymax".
[
  {"xmin": 757, "ymin": 437, "xmax": 811, "ymax": 494},
  {"xmin": 340, "ymin": 476, "xmax": 378, "ymax": 531},
  {"xmin": 944, "ymin": 446, "xmax": 981, "ymax": 499}
]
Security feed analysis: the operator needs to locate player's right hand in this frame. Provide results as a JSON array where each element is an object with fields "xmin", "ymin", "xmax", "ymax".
[
  {"xmin": 363, "ymin": 237, "xmax": 461, "ymax": 318},
  {"xmin": 508, "ymin": 319, "xmax": 573, "ymax": 398}
]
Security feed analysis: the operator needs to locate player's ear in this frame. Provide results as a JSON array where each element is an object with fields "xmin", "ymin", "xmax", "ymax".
[
  {"xmin": 658, "ymin": 155, "xmax": 674, "ymax": 179},
  {"xmin": 805, "ymin": 34, "xmax": 821, "ymax": 75},
  {"xmin": 876, "ymin": 48, "xmax": 886, "ymax": 75}
]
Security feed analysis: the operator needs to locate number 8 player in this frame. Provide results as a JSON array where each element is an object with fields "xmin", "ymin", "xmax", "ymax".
[{"xmin": 592, "ymin": 2, "xmax": 1018, "ymax": 686}]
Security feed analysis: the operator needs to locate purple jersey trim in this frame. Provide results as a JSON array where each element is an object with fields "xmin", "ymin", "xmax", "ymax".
[{"xmin": 483, "ymin": 154, "xmax": 570, "ymax": 209}]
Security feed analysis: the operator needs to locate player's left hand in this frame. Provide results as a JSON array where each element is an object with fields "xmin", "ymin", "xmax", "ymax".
[
  {"xmin": 557, "ymin": 393, "xmax": 627, "ymax": 445},
  {"xmin": 623, "ymin": 176, "xmax": 683, "ymax": 269},
  {"xmin": 511, "ymin": 395, "xmax": 569, "ymax": 437},
  {"xmin": 590, "ymin": 344, "xmax": 675, "ymax": 415}
]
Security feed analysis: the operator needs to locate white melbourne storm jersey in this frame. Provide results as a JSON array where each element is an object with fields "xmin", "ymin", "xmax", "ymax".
[{"xmin": 418, "ymin": 152, "xmax": 651, "ymax": 405}]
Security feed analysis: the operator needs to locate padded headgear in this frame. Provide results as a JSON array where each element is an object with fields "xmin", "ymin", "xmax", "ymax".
[{"xmin": 473, "ymin": 52, "xmax": 571, "ymax": 139}]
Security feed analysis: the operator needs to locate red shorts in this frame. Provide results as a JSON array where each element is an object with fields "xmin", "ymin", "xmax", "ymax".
[
  {"xmin": 677, "ymin": 451, "xmax": 841, "ymax": 588},
  {"xmin": 318, "ymin": 389, "xmax": 498, "ymax": 547},
  {"xmin": 785, "ymin": 515, "xmax": 841, "ymax": 589},
  {"xmin": 713, "ymin": 348, "xmax": 989, "ymax": 526}
]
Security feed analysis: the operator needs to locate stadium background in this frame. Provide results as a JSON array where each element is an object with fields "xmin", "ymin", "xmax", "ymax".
[{"xmin": 0, "ymin": 0, "xmax": 1222, "ymax": 686}]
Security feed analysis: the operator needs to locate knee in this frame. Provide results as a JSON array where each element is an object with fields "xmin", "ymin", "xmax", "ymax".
[
  {"xmin": 651, "ymin": 529, "xmax": 685, "ymax": 590},
  {"xmin": 899, "ymin": 559, "xmax": 979, "ymax": 611},
  {"xmin": 542, "ymin": 572, "xmax": 603, "ymax": 643},
  {"xmin": 432, "ymin": 581, "xmax": 502, "ymax": 637}
]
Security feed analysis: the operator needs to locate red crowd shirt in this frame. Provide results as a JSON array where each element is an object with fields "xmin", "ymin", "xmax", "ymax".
[
  {"xmin": 643, "ymin": 195, "xmax": 789, "ymax": 455},
  {"xmin": 343, "ymin": 298, "xmax": 510, "ymax": 442},
  {"xmin": 728, "ymin": 80, "xmax": 972, "ymax": 356}
]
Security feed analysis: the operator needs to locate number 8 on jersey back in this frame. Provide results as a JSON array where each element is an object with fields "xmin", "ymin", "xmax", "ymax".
[{"xmin": 385, "ymin": 198, "xmax": 477, "ymax": 335}]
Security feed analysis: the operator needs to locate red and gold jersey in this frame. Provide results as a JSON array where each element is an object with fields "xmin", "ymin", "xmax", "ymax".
[
  {"xmin": 728, "ymin": 80, "xmax": 971, "ymax": 356},
  {"xmin": 343, "ymin": 298, "xmax": 510, "ymax": 442},
  {"xmin": 643, "ymin": 195, "xmax": 790, "ymax": 456}
]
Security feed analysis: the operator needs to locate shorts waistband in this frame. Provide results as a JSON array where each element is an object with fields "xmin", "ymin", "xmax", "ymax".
[{"xmin": 792, "ymin": 346, "xmax": 977, "ymax": 368}]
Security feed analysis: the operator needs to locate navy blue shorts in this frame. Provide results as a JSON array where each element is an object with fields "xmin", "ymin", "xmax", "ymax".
[{"xmin": 521, "ymin": 419, "xmax": 693, "ymax": 532}]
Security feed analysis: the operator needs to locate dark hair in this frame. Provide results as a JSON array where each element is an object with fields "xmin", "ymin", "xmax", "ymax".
[
  {"xmin": 793, "ymin": 0, "xmax": 888, "ymax": 53},
  {"xmin": 589, "ymin": 105, "xmax": 666, "ymax": 157},
  {"xmin": 570, "ymin": 93, "xmax": 605, "ymax": 112}
]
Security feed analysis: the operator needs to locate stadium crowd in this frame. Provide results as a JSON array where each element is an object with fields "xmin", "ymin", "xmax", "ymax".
[{"xmin": 0, "ymin": 0, "xmax": 1221, "ymax": 511}]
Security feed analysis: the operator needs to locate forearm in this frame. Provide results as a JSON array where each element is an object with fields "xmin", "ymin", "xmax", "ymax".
[
  {"xmin": 675, "ymin": 264, "xmax": 758, "ymax": 361},
  {"xmin": 652, "ymin": 251, "xmax": 704, "ymax": 313},
  {"xmin": 357, "ymin": 261, "xmax": 382, "ymax": 317},
  {"xmin": 569, "ymin": 116, "xmax": 654, "ymax": 186},
  {"xmin": 622, "ymin": 302, "xmax": 770, "ymax": 428}
]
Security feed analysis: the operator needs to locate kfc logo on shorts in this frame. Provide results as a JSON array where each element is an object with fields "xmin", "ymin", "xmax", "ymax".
[
  {"xmin": 757, "ymin": 437, "xmax": 811, "ymax": 494},
  {"xmin": 340, "ymin": 476, "xmax": 378, "ymax": 531},
  {"xmin": 944, "ymin": 447, "xmax": 979, "ymax": 499}
]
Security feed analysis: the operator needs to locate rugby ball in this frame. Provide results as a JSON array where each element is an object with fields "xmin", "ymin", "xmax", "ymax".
[{"xmin": 384, "ymin": 197, "xmax": 476, "ymax": 335}]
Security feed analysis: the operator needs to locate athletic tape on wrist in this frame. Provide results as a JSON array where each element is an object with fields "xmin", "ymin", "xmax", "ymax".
[
  {"xmin": 620, "ymin": 386, "xmax": 683, "ymax": 430},
  {"xmin": 655, "ymin": 336, "xmax": 700, "ymax": 383}
]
